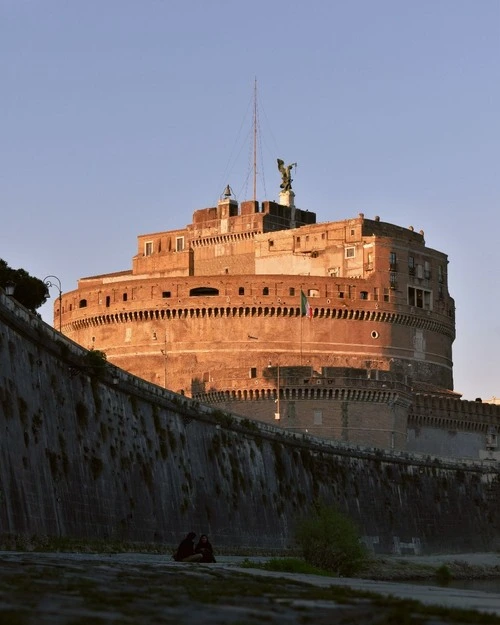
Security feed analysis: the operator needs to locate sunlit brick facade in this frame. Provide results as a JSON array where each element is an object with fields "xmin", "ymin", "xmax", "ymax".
[{"xmin": 58, "ymin": 194, "xmax": 457, "ymax": 450}]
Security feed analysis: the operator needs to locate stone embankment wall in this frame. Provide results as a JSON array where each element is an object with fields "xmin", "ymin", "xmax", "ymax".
[{"xmin": 1, "ymin": 292, "xmax": 500, "ymax": 554}]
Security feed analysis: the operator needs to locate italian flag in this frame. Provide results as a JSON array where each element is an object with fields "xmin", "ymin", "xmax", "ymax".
[{"xmin": 301, "ymin": 290, "xmax": 312, "ymax": 319}]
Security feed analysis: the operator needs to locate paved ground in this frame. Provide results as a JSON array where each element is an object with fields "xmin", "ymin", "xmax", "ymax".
[{"xmin": 1, "ymin": 551, "xmax": 500, "ymax": 624}]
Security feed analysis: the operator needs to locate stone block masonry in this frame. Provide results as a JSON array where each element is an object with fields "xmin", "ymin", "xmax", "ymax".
[{"xmin": 1, "ymin": 290, "xmax": 499, "ymax": 553}]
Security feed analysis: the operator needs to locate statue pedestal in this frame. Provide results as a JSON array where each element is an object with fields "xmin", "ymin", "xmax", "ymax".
[{"xmin": 279, "ymin": 190, "xmax": 295, "ymax": 208}]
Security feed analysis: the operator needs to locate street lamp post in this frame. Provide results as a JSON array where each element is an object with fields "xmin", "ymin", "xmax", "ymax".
[
  {"xmin": 276, "ymin": 363, "xmax": 281, "ymax": 420},
  {"xmin": 43, "ymin": 275, "xmax": 62, "ymax": 332},
  {"xmin": 268, "ymin": 361, "xmax": 281, "ymax": 420}
]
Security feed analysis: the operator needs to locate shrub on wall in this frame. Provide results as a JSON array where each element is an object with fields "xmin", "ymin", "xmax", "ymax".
[{"xmin": 294, "ymin": 504, "xmax": 368, "ymax": 576}]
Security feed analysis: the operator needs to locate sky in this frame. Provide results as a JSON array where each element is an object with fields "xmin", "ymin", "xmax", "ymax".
[{"xmin": 1, "ymin": 0, "xmax": 499, "ymax": 401}]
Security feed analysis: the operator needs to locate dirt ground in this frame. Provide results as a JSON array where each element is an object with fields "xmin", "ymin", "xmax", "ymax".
[{"xmin": 1, "ymin": 551, "xmax": 500, "ymax": 624}]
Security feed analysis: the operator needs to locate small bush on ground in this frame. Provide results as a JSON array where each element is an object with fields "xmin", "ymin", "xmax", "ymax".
[
  {"xmin": 240, "ymin": 557, "xmax": 332, "ymax": 577},
  {"xmin": 294, "ymin": 504, "xmax": 368, "ymax": 576}
]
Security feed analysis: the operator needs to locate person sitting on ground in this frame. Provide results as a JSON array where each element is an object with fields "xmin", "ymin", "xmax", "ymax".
[
  {"xmin": 195, "ymin": 534, "xmax": 216, "ymax": 563},
  {"xmin": 174, "ymin": 532, "xmax": 203, "ymax": 562}
]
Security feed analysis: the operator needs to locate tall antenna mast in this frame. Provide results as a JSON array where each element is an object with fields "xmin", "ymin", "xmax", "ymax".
[{"xmin": 253, "ymin": 77, "xmax": 257, "ymax": 201}]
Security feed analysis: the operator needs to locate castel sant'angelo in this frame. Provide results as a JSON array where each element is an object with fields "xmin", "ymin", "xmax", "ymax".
[{"xmin": 57, "ymin": 161, "xmax": 500, "ymax": 457}]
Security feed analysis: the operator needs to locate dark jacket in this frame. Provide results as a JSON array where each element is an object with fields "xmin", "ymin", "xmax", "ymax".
[
  {"xmin": 195, "ymin": 536, "xmax": 216, "ymax": 563},
  {"xmin": 174, "ymin": 533, "xmax": 196, "ymax": 561}
]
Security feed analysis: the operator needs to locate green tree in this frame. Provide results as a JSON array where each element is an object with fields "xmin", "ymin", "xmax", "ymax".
[
  {"xmin": 0, "ymin": 259, "xmax": 48, "ymax": 312},
  {"xmin": 294, "ymin": 504, "xmax": 368, "ymax": 576}
]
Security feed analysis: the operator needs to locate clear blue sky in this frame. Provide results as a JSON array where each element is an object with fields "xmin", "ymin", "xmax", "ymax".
[{"xmin": 1, "ymin": 1, "xmax": 499, "ymax": 401}]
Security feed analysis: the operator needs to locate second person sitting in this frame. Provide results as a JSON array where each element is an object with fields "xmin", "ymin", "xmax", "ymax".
[{"xmin": 195, "ymin": 534, "xmax": 216, "ymax": 563}]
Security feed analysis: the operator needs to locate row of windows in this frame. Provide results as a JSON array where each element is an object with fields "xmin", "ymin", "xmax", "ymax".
[
  {"xmin": 78, "ymin": 285, "xmax": 443, "ymax": 310},
  {"xmin": 393, "ymin": 252, "xmax": 446, "ymax": 283},
  {"xmin": 77, "ymin": 286, "xmax": 397, "ymax": 309},
  {"xmin": 144, "ymin": 237, "xmax": 185, "ymax": 256}
]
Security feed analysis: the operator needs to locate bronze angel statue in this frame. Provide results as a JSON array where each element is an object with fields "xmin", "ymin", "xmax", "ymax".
[{"xmin": 277, "ymin": 159, "xmax": 296, "ymax": 192}]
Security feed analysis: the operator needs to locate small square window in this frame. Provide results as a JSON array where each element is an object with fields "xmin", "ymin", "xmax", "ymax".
[
  {"xmin": 162, "ymin": 291, "xmax": 171, "ymax": 298},
  {"xmin": 345, "ymin": 247, "xmax": 355, "ymax": 259}
]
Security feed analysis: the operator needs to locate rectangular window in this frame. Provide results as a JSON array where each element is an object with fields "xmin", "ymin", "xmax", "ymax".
[
  {"xmin": 289, "ymin": 287, "xmax": 295, "ymax": 296},
  {"xmin": 389, "ymin": 273, "xmax": 397, "ymax": 288},
  {"xmin": 176, "ymin": 237, "xmax": 185, "ymax": 252},
  {"xmin": 389, "ymin": 252, "xmax": 397, "ymax": 271},
  {"xmin": 144, "ymin": 241, "xmax": 153, "ymax": 256},
  {"xmin": 438, "ymin": 265, "xmax": 444, "ymax": 283},
  {"xmin": 345, "ymin": 247, "xmax": 355, "ymax": 259},
  {"xmin": 313, "ymin": 410, "xmax": 323, "ymax": 425},
  {"xmin": 365, "ymin": 252, "xmax": 373, "ymax": 271},
  {"xmin": 296, "ymin": 237, "xmax": 301, "ymax": 247},
  {"xmin": 383, "ymin": 288, "xmax": 390, "ymax": 302},
  {"xmin": 408, "ymin": 286, "xmax": 433, "ymax": 310},
  {"xmin": 162, "ymin": 291, "xmax": 171, "ymax": 298},
  {"xmin": 122, "ymin": 293, "xmax": 128, "ymax": 302},
  {"xmin": 250, "ymin": 367, "xmax": 257, "ymax": 378},
  {"xmin": 424, "ymin": 260, "xmax": 431, "ymax": 280},
  {"xmin": 408, "ymin": 255, "xmax": 415, "ymax": 275},
  {"xmin": 408, "ymin": 287, "xmax": 416, "ymax": 306},
  {"xmin": 373, "ymin": 287, "xmax": 379, "ymax": 301}
]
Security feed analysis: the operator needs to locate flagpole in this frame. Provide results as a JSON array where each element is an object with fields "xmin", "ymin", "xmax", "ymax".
[{"xmin": 300, "ymin": 308, "xmax": 303, "ymax": 364}]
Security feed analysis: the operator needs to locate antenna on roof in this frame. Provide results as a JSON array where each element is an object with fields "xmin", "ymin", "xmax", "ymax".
[{"xmin": 253, "ymin": 77, "xmax": 257, "ymax": 202}]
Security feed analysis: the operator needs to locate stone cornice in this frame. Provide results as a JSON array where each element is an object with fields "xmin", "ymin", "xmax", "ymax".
[{"xmin": 68, "ymin": 303, "xmax": 455, "ymax": 338}]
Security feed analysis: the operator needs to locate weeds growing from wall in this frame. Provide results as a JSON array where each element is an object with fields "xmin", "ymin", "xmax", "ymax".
[
  {"xmin": 91, "ymin": 379, "xmax": 102, "ymax": 414},
  {"xmin": 32, "ymin": 411, "xmax": 43, "ymax": 442},
  {"xmin": 213, "ymin": 410, "xmax": 234, "ymax": 428},
  {"xmin": 272, "ymin": 441, "xmax": 286, "ymax": 481},
  {"xmin": 100, "ymin": 422, "xmax": 109, "ymax": 443},
  {"xmin": 58, "ymin": 434, "xmax": 69, "ymax": 476},
  {"xmin": 75, "ymin": 402, "xmax": 89, "ymax": 430},
  {"xmin": 167, "ymin": 427, "xmax": 177, "ymax": 452},
  {"xmin": 0, "ymin": 389, "xmax": 13, "ymax": 419},
  {"xmin": 90, "ymin": 456, "xmax": 104, "ymax": 480},
  {"xmin": 153, "ymin": 407, "xmax": 161, "ymax": 434},
  {"xmin": 17, "ymin": 396, "xmax": 28, "ymax": 427},
  {"xmin": 129, "ymin": 394, "xmax": 138, "ymax": 416},
  {"xmin": 141, "ymin": 462, "xmax": 154, "ymax": 494},
  {"xmin": 46, "ymin": 449, "xmax": 60, "ymax": 480}
]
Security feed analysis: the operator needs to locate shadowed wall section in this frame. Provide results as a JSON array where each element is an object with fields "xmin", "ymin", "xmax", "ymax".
[{"xmin": 1, "ymin": 291, "xmax": 500, "ymax": 554}]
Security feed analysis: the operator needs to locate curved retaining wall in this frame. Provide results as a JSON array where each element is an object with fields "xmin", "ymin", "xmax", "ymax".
[{"xmin": 1, "ymin": 291, "xmax": 500, "ymax": 553}]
